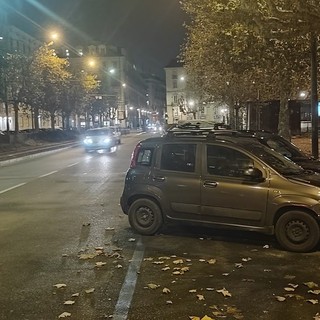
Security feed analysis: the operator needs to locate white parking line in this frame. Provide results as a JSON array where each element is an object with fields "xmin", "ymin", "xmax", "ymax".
[
  {"xmin": 113, "ymin": 237, "xmax": 145, "ymax": 320},
  {"xmin": 0, "ymin": 182, "xmax": 26, "ymax": 194}
]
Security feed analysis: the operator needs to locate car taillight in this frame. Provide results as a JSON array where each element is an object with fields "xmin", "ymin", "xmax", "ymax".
[{"xmin": 130, "ymin": 143, "xmax": 141, "ymax": 168}]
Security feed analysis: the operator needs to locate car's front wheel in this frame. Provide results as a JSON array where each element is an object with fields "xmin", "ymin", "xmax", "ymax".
[
  {"xmin": 275, "ymin": 210, "xmax": 320, "ymax": 252},
  {"xmin": 128, "ymin": 198, "xmax": 163, "ymax": 235}
]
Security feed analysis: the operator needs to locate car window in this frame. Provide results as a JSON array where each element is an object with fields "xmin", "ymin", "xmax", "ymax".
[
  {"xmin": 137, "ymin": 148, "xmax": 154, "ymax": 166},
  {"xmin": 161, "ymin": 143, "xmax": 196, "ymax": 172},
  {"xmin": 206, "ymin": 145, "xmax": 254, "ymax": 177},
  {"xmin": 86, "ymin": 129, "xmax": 111, "ymax": 136}
]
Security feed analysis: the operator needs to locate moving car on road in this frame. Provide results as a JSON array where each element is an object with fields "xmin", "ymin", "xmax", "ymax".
[
  {"xmin": 82, "ymin": 127, "xmax": 118, "ymax": 153},
  {"xmin": 121, "ymin": 128, "xmax": 320, "ymax": 252}
]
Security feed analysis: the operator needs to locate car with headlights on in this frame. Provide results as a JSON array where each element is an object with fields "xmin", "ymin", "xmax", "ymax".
[{"xmin": 82, "ymin": 127, "xmax": 118, "ymax": 153}]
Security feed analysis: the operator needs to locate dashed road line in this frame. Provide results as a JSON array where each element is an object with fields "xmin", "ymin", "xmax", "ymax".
[{"xmin": 0, "ymin": 182, "xmax": 26, "ymax": 194}]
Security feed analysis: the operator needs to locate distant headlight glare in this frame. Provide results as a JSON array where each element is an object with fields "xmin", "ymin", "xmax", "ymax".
[{"xmin": 83, "ymin": 138, "xmax": 93, "ymax": 145}]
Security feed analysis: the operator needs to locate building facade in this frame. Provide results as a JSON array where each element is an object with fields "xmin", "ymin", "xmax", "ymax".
[{"xmin": 164, "ymin": 59, "xmax": 228, "ymax": 125}]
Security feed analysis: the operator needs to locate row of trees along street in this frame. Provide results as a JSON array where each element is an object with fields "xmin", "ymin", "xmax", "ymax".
[
  {"xmin": 181, "ymin": 0, "xmax": 320, "ymax": 156},
  {"xmin": 0, "ymin": 44, "xmax": 100, "ymax": 133}
]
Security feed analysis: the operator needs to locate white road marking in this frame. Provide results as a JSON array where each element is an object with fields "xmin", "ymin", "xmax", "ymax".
[
  {"xmin": 0, "ymin": 183, "xmax": 26, "ymax": 194},
  {"xmin": 67, "ymin": 162, "xmax": 79, "ymax": 167},
  {"xmin": 38, "ymin": 171, "xmax": 58, "ymax": 178},
  {"xmin": 113, "ymin": 237, "xmax": 145, "ymax": 320}
]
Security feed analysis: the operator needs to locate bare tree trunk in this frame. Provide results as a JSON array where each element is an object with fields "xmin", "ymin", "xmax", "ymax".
[
  {"xmin": 34, "ymin": 107, "xmax": 40, "ymax": 132},
  {"xmin": 278, "ymin": 90, "xmax": 291, "ymax": 140},
  {"xmin": 50, "ymin": 113, "xmax": 55, "ymax": 130},
  {"xmin": 14, "ymin": 101, "xmax": 19, "ymax": 134}
]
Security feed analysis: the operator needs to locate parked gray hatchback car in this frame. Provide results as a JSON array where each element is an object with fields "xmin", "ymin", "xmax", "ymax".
[{"xmin": 120, "ymin": 129, "xmax": 320, "ymax": 252}]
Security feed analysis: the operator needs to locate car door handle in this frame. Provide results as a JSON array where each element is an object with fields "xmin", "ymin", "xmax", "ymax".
[
  {"xmin": 153, "ymin": 176, "xmax": 165, "ymax": 182},
  {"xmin": 203, "ymin": 181, "xmax": 218, "ymax": 188}
]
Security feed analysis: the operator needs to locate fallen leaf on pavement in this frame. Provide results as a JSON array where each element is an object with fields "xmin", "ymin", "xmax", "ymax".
[
  {"xmin": 173, "ymin": 259, "xmax": 184, "ymax": 264},
  {"xmin": 105, "ymin": 227, "xmax": 115, "ymax": 231},
  {"xmin": 85, "ymin": 288, "xmax": 95, "ymax": 294},
  {"xmin": 128, "ymin": 238, "xmax": 136, "ymax": 242},
  {"xmin": 95, "ymin": 262, "xmax": 107, "ymax": 267},
  {"xmin": 216, "ymin": 288, "xmax": 231, "ymax": 297},
  {"xmin": 166, "ymin": 300, "xmax": 173, "ymax": 304},
  {"xmin": 153, "ymin": 261, "xmax": 164, "ymax": 265},
  {"xmin": 309, "ymin": 290, "xmax": 320, "ymax": 295},
  {"xmin": 162, "ymin": 267, "xmax": 170, "ymax": 271},
  {"xmin": 304, "ymin": 282, "xmax": 319, "ymax": 289},
  {"xmin": 71, "ymin": 293, "xmax": 79, "ymax": 297},
  {"xmin": 147, "ymin": 283, "xmax": 160, "ymax": 289},
  {"xmin": 307, "ymin": 299, "xmax": 319, "ymax": 305},
  {"xmin": 53, "ymin": 284, "xmax": 67, "ymax": 289},
  {"xmin": 284, "ymin": 287, "xmax": 295, "ymax": 292},
  {"xmin": 197, "ymin": 294, "xmax": 205, "ymax": 301},
  {"xmin": 314, "ymin": 312, "xmax": 320, "ymax": 320},
  {"xmin": 284, "ymin": 275, "xmax": 296, "ymax": 280},
  {"xmin": 189, "ymin": 289, "xmax": 197, "ymax": 293},
  {"xmin": 207, "ymin": 259, "xmax": 216, "ymax": 265},
  {"xmin": 275, "ymin": 296, "xmax": 286, "ymax": 302},
  {"xmin": 163, "ymin": 287, "xmax": 171, "ymax": 294},
  {"xmin": 242, "ymin": 257, "xmax": 252, "ymax": 262},
  {"xmin": 63, "ymin": 300, "xmax": 75, "ymax": 305},
  {"xmin": 79, "ymin": 253, "xmax": 98, "ymax": 260},
  {"xmin": 58, "ymin": 312, "xmax": 71, "ymax": 318}
]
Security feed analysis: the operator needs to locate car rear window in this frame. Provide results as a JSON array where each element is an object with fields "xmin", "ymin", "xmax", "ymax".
[{"xmin": 137, "ymin": 148, "xmax": 154, "ymax": 166}]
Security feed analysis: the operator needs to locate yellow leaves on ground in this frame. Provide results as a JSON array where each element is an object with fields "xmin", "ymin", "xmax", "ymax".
[
  {"xmin": 216, "ymin": 288, "xmax": 232, "ymax": 297},
  {"xmin": 63, "ymin": 300, "xmax": 75, "ymax": 305}
]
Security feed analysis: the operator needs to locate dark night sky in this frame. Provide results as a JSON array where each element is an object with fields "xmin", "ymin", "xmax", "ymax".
[{"xmin": 8, "ymin": 0, "xmax": 188, "ymax": 76}]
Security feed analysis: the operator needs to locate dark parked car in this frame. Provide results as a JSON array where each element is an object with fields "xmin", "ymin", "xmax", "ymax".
[
  {"xmin": 215, "ymin": 130, "xmax": 320, "ymax": 173},
  {"xmin": 121, "ymin": 129, "xmax": 320, "ymax": 252},
  {"xmin": 82, "ymin": 127, "xmax": 118, "ymax": 153}
]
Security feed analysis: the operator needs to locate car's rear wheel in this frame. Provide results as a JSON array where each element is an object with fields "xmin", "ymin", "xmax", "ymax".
[
  {"xmin": 275, "ymin": 210, "xmax": 320, "ymax": 252},
  {"xmin": 128, "ymin": 199, "xmax": 163, "ymax": 235}
]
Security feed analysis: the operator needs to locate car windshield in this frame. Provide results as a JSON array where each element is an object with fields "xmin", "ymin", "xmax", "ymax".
[
  {"xmin": 263, "ymin": 137, "xmax": 309, "ymax": 159},
  {"xmin": 241, "ymin": 143, "xmax": 304, "ymax": 175},
  {"xmin": 86, "ymin": 129, "xmax": 112, "ymax": 136}
]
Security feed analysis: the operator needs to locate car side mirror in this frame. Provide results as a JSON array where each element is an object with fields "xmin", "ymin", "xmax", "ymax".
[{"xmin": 243, "ymin": 167, "xmax": 265, "ymax": 182}]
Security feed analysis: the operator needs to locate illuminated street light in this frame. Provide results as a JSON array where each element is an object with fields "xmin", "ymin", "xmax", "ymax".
[
  {"xmin": 47, "ymin": 31, "xmax": 60, "ymax": 46},
  {"xmin": 88, "ymin": 58, "xmax": 96, "ymax": 68}
]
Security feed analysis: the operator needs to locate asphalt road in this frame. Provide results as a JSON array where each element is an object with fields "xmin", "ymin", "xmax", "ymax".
[{"xmin": 0, "ymin": 133, "xmax": 320, "ymax": 320}]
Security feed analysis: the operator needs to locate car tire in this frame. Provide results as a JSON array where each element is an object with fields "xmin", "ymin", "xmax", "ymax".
[
  {"xmin": 275, "ymin": 210, "xmax": 320, "ymax": 252},
  {"xmin": 128, "ymin": 198, "xmax": 163, "ymax": 235}
]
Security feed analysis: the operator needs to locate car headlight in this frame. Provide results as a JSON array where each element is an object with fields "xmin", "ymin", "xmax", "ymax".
[
  {"xmin": 103, "ymin": 137, "xmax": 111, "ymax": 143},
  {"xmin": 83, "ymin": 138, "xmax": 93, "ymax": 144}
]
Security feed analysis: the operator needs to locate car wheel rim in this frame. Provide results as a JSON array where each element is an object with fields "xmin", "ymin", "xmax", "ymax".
[
  {"xmin": 286, "ymin": 220, "xmax": 310, "ymax": 244},
  {"xmin": 136, "ymin": 206, "xmax": 154, "ymax": 227}
]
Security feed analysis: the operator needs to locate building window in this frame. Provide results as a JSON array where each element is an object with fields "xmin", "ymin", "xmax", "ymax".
[{"xmin": 173, "ymin": 80, "xmax": 177, "ymax": 89}]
